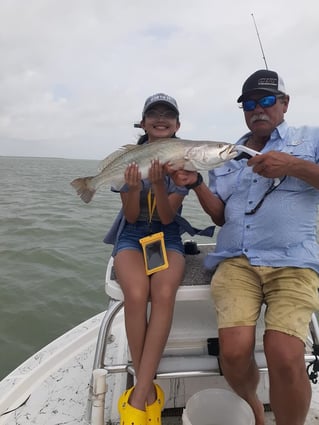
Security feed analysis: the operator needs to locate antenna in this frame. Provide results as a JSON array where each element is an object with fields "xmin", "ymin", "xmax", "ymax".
[{"xmin": 251, "ymin": 13, "xmax": 268, "ymax": 69}]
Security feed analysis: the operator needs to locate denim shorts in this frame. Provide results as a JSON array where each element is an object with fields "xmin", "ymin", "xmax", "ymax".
[{"xmin": 114, "ymin": 220, "xmax": 184, "ymax": 256}]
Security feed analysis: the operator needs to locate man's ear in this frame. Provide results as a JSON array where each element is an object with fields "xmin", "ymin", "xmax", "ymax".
[{"xmin": 283, "ymin": 95, "xmax": 290, "ymax": 112}]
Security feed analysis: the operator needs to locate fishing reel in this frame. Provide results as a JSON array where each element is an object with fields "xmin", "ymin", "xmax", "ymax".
[{"xmin": 307, "ymin": 344, "xmax": 319, "ymax": 384}]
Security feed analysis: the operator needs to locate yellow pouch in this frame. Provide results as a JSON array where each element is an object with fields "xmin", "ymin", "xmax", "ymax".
[{"xmin": 139, "ymin": 232, "xmax": 169, "ymax": 275}]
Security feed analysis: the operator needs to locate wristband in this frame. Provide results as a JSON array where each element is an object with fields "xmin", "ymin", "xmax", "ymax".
[{"xmin": 185, "ymin": 173, "xmax": 203, "ymax": 190}]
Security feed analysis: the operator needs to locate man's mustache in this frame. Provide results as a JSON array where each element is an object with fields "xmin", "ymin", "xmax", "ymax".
[{"xmin": 250, "ymin": 114, "xmax": 270, "ymax": 124}]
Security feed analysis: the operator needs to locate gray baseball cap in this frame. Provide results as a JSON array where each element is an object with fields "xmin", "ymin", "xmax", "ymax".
[{"xmin": 142, "ymin": 93, "xmax": 179, "ymax": 116}]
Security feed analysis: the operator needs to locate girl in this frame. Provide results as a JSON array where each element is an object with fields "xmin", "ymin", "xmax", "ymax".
[{"xmin": 114, "ymin": 93, "xmax": 187, "ymax": 425}]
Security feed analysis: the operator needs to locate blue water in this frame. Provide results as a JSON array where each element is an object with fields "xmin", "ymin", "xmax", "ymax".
[{"xmin": 0, "ymin": 156, "xmax": 213, "ymax": 379}]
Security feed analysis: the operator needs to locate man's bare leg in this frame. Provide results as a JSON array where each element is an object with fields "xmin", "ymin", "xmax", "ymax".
[
  {"xmin": 219, "ymin": 326, "xmax": 265, "ymax": 425},
  {"xmin": 265, "ymin": 330, "xmax": 311, "ymax": 425}
]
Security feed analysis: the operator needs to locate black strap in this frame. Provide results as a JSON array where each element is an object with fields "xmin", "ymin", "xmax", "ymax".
[{"xmin": 185, "ymin": 173, "xmax": 203, "ymax": 190}]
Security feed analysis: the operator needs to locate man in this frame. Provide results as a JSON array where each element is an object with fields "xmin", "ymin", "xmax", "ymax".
[{"xmin": 174, "ymin": 69, "xmax": 319, "ymax": 425}]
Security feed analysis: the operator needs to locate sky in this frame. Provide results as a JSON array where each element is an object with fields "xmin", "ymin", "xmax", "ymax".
[{"xmin": 1, "ymin": 0, "xmax": 319, "ymax": 160}]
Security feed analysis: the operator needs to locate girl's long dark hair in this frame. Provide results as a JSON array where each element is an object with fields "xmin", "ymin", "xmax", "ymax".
[{"xmin": 137, "ymin": 133, "xmax": 149, "ymax": 145}]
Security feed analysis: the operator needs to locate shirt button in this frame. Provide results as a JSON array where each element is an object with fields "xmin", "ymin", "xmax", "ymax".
[
  {"xmin": 248, "ymin": 200, "xmax": 253, "ymax": 204},
  {"xmin": 246, "ymin": 225, "xmax": 250, "ymax": 229},
  {"xmin": 244, "ymin": 248, "xmax": 248, "ymax": 252},
  {"xmin": 253, "ymin": 179, "xmax": 257, "ymax": 183}
]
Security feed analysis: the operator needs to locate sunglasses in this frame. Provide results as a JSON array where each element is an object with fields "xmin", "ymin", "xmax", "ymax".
[
  {"xmin": 144, "ymin": 109, "xmax": 178, "ymax": 120},
  {"xmin": 242, "ymin": 95, "xmax": 284, "ymax": 112}
]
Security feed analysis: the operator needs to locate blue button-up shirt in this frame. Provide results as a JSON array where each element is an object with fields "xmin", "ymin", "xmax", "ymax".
[{"xmin": 204, "ymin": 121, "xmax": 319, "ymax": 273}]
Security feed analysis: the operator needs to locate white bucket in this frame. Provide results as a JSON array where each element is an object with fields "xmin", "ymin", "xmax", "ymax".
[{"xmin": 182, "ymin": 388, "xmax": 254, "ymax": 425}]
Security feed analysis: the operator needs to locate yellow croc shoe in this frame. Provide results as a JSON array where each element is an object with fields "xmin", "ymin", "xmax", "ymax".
[
  {"xmin": 118, "ymin": 386, "xmax": 147, "ymax": 425},
  {"xmin": 146, "ymin": 383, "xmax": 165, "ymax": 424}
]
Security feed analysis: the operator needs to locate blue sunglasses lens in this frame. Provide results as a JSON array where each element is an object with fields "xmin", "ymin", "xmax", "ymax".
[
  {"xmin": 243, "ymin": 95, "xmax": 277, "ymax": 112},
  {"xmin": 242, "ymin": 100, "xmax": 257, "ymax": 111},
  {"xmin": 259, "ymin": 95, "xmax": 277, "ymax": 108}
]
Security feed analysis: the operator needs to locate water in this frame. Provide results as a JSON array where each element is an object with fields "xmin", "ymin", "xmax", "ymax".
[{"xmin": 0, "ymin": 156, "xmax": 213, "ymax": 379}]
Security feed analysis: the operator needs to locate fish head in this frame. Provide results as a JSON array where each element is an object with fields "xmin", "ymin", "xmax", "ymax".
[
  {"xmin": 184, "ymin": 141, "xmax": 239, "ymax": 171},
  {"xmin": 220, "ymin": 143, "xmax": 240, "ymax": 161}
]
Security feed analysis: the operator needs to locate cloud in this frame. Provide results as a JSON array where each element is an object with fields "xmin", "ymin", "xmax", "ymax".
[{"xmin": 1, "ymin": 0, "xmax": 319, "ymax": 159}]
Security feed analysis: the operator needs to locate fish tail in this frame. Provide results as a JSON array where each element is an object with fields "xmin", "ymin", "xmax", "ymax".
[{"xmin": 70, "ymin": 177, "xmax": 96, "ymax": 203}]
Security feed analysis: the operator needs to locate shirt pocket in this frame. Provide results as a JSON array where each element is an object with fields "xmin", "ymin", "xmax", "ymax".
[
  {"xmin": 282, "ymin": 139, "xmax": 316, "ymax": 162},
  {"xmin": 279, "ymin": 141, "xmax": 316, "ymax": 192},
  {"xmin": 213, "ymin": 163, "xmax": 242, "ymax": 202}
]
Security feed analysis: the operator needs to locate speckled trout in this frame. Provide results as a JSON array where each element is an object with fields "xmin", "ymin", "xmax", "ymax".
[{"xmin": 70, "ymin": 138, "xmax": 239, "ymax": 203}]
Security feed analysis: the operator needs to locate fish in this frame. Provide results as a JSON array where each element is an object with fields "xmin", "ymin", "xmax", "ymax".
[{"xmin": 70, "ymin": 138, "xmax": 239, "ymax": 203}]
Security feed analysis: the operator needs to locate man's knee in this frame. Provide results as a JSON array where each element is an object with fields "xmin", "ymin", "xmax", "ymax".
[
  {"xmin": 220, "ymin": 341, "xmax": 254, "ymax": 368},
  {"xmin": 264, "ymin": 330, "xmax": 306, "ymax": 376},
  {"xmin": 219, "ymin": 326, "xmax": 256, "ymax": 366}
]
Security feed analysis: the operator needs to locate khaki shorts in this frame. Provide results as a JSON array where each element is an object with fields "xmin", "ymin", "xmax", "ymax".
[{"xmin": 211, "ymin": 256, "xmax": 319, "ymax": 342}]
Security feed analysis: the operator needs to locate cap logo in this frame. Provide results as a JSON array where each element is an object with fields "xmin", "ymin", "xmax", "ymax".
[
  {"xmin": 258, "ymin": 77, "xmax": 277, "ymax": 87},
  {"xmin": 150, "ymin": 94, "xmax": 169, "ymax": 102}
]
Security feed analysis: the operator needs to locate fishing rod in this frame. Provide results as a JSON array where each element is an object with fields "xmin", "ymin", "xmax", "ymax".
[{"xmin": 251, "ymin": 13, "xmax": 268, "ymax": 69}]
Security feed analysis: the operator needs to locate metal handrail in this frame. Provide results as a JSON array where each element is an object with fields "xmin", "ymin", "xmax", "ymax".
[{"xmin": 86, "ymin": 300, "xmax": 124, "ymax": 422}]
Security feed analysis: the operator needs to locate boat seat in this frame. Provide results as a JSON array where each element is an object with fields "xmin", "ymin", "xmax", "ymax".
[
  {"xmin": 100, "ymin": 243, "xmax": 268, "ymax": 373},
  {"xmin": 105, "ymin": 241, "xmax": 214, "ymax": 302}
]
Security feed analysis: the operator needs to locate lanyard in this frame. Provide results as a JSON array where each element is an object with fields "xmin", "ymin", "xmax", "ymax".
[{"xmin": 147, "ymin": 189, "xmax": 156, "ymax": 224}]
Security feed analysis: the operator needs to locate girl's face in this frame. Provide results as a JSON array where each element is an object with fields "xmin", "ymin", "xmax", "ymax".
[{"xmin": 141, "ymin": 104, "xmax": 180, "ymax": 142}]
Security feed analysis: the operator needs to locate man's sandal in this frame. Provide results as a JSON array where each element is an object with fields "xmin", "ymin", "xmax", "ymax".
[
  {"xmin": 146, "ymin": 383, "xmax": 165, "ymax": 424},
  {"xmin": 118, "ymin": 386, "xmax": 147, "ymax": 425}
]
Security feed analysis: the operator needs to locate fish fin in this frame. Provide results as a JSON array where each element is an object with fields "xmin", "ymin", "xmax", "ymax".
[
  {"xmin": 98, "ymin": 144, "xmax": 140, "ymax": 172},
  {"xmin": 70, "ymin": 177, "xmax": 96, "ymax": 203},
  {"xmin": 183, "ymin": 162, "xmax": 198, "ymax": 171},
  {"xmin": 166, "ymin": 159, "xmax": 186, "ymax": 170},
  {"xmin": 167, "ymin": 159, "xmax": 198, "ymax": 171}
]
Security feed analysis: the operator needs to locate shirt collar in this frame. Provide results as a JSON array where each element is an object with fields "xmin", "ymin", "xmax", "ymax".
[{"xmin": 274, "ymin": 120, "xmax": 288, "ymax": 139}]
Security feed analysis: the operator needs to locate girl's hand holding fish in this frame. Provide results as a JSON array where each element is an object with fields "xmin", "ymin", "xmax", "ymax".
[
  {"xmin": 125, "ymin": 163, "xmax": 142, "ymax": 190},
  {"xmin": 148, "ymin": 159, "xmax": 165, "ymax": 185}
]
